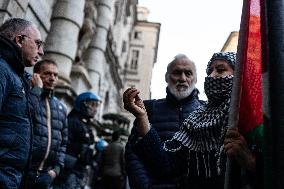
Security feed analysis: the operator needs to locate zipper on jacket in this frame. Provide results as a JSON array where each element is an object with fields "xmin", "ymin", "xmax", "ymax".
[{"xmin": 38, "ymin": 97, "xmax": 52, "ymax": 170}]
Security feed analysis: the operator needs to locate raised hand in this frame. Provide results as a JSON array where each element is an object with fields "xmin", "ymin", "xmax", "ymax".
[
  {"xmin": 224, "ymin": 127, "xmax": 256, "ymax": 171},
  {"xmin": 123, "ymin": 87, "xmax": 146, "ymax": 118},
  {"xmin": 32, "ymin": 73, "xmax": 43, "ymax": 88},
  {"xmin": 123, "ymin": 87, "xmax": 150, "ymax": 136}
]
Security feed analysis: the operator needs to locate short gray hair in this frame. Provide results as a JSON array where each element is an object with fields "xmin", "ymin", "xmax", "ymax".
[
  {"xmin": 166, "ymin": 54, "xmax": 196, "ymax": 74},
  {"xmin": 0, "ymin": 18, "xmax": 33, "ymax": 40}
]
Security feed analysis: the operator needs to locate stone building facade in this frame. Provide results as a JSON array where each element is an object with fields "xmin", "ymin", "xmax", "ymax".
[
  {"xmin": 0, "ymin": 0, "xmax": 160, "ymax": 121},
  {"xmin": 221, "ymin": 31, "xmax": 239, "ymax": 52},
  {"xmin": 123, "ymin": 6, "xmax": 160, "ymax": 100},
  {"xmin": 121, "ymin": 6, "xmax": 161, "ymax": 122}
]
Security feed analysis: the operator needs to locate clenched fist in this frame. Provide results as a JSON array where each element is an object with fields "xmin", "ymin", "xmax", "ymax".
[{"xmin": 224, "ymin": 127, "xmax": 256, "ymax": 172}]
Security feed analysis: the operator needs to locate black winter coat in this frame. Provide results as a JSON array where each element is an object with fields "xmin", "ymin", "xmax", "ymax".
[
  {"xmin": 66, "ymin": 109, "xmax": 95, "ymax": 168},
  {"xmin": 0, "ymin": 35, "xmax": 33, "ymax": 171},
  {"xmin": 29, "ymin": 90, "xmax": 68, "ymax": 170},
  {"xmin": 134, "ymin": 128, "xmax": 263, "ymax": 189},
  {"xmin": 125, "ymin": 89, "xmax": 203, "ymax": 189}
]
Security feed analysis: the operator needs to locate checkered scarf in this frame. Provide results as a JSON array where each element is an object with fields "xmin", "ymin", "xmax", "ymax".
[
  {"xmin": 164, "ymin": 75, "xmax": 233, "ymax": 177},
  {"xmin": 206, "ymin": 52, "xmax": 236, "ymax": 75}
]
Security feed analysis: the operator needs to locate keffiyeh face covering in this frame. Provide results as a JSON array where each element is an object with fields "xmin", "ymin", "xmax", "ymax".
[{"xmin": 204, "ymin": 75, "xmax": 234, "ymax": 102}]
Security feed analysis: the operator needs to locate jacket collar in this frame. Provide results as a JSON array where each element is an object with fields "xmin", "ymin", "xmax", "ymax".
[
  {"xmin": 68, "ymin": 109, "xmax": 92, "ymax": 122},
  {"xmin": 0, "ymin": 35, "xmax": 24, "ymax": 75},
  {"xmin": 42, "ymin": 88, "xmax": 54, "ymax": 98}
]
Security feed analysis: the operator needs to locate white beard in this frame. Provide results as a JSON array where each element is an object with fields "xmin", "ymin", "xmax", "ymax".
[{"xmin": 168, "ymin": 82, "xmax": 196, "ymax": 100}]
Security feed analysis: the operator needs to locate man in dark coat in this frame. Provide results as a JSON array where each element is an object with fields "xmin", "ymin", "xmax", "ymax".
[
  {"xmin": 25, "ymin": 59, "xmax": 68, "ymax": 188},
  {"xmin": 0, "ymin": 18, "xmax": 44, "ymax": 188},
  {"xmin": 58, "ymin": 92, "xmax": 100, "ymax": 189},
  {"xmin": 125, "ymin": 54, "xmax": 203, "ymax": 189}
]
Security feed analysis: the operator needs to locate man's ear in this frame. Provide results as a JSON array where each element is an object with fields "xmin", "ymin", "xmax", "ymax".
[
  {"xmin": 194, "ymin": 76, "xmax": 197, "ymax": 84},
  {"xmin": 14, "ymin": 35, "xmax": 24, "ymax": 47},
  {"xmin": 165, "ymin": 73, "xmax": 169, "ymax": 83}
]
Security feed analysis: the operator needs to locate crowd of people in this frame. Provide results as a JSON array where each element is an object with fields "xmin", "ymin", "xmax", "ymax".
[
  {"xmin": 0, "ymin": 18, "xmax": 126, "ymax": 189},
  {"xmin": 123, "ymin": 52, "xmax": 263, "ymax": 189},
  {"xmin": 0, "ymin": 17, "xmax": 263, "ymax": 189}
]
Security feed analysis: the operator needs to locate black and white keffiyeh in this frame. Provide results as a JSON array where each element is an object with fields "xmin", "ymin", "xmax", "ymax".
[
  {"xmin": 164, "ymin": 75, "xmax": 234, "ymax": 177},
  {"xmin": 206, "ymin": 52, "xmax": 236, "ymax": 75}
]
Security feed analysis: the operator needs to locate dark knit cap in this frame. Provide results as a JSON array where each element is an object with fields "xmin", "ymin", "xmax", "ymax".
[{"xmin": 206, "ymin": 52, "xmax": 236, "ymax": 75}]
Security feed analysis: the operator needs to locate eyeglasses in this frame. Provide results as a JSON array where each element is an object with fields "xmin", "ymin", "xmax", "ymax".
[{"xmin": 21, "ymin": 35, "xmax": 45, "ymax": 50}]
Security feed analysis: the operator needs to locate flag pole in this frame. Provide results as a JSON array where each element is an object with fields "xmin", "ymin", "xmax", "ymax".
[
  {"xmin": 224, "ymin": 0, "xmax": 250, "ymax": 188},
  {"xmin": 265, "ymin": 0, "xmax": 284, "ymax": 187}
]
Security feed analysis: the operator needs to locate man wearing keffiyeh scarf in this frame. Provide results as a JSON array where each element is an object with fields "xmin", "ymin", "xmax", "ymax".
[{"xmin": 123, "ymin": 52, "xmax": 257, "ymax": 189}]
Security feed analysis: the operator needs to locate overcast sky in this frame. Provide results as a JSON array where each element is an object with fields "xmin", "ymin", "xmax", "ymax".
[{"xmin": 138, "ymin": 0, "xmax": 243, "ymax": 100}]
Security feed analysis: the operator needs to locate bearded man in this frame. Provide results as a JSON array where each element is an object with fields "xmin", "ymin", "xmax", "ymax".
[{"xmin": 125, "ymin": 54, "xmax": 204, "ymax": 189}]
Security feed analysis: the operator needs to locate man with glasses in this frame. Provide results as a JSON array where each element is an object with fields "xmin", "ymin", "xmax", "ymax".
[
  {"xmin": 0, "ymin": 18, "xmax": 44, "ymax": 188},
  {"xmin": 24, "ymin": 59, "xmax": 68, "ymax": 189},
  {"xmin": 55, "ymin": 92, "xmax": 100, "ymax": 189},
  {"xmin": 21, "ymin": 34, "xmax": 45, "ymax": 50}
]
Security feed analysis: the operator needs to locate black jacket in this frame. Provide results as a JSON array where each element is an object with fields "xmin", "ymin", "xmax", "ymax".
[
  {"xmin": 0, "ymin": 35, "xmax": 33, "ymax": 171},
  {"xmin": 29, "ymin": 90, "xmax": 68, "ymax": 171},
  {"xmin": 66, "ymin": 109, "xmax": 95, "ymax": 168},
  {"xmin": 125, "ymin": 89, "xmax": 203, "ymax": 189}
]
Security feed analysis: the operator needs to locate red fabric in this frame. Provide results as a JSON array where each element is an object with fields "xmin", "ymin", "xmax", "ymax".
[{"xmin": 238, "ymin": 0, "xmax": 263, "ymax": 134}]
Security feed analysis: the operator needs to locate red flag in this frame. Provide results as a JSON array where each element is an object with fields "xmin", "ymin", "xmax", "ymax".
[
  {"xmin": 238, "ymin": 0, "xmax": 264, "ymax": 136},
  {"xmin": 225, "ymin": 0, "xmax": 268, "ymax": 188}
]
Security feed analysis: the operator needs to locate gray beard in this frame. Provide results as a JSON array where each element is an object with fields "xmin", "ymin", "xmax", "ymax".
[{"xmin": 168, "ymin": 83, "xmax": 196, "ymax": 100}]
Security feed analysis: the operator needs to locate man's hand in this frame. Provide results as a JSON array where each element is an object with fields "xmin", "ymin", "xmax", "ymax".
[
  {"xmin": 224, "ymin": 127, "xmax": 256, "ymax": 172},
  {"xmin": 123, "ymin": 87, "xmax": 147, "ymax": 118},
  {"xmin": 32, "ymin": 73, "xmax": 43, "ymax": 88},
  {"xmin": 48, "ymin": 169, "xmax": 57, "ymax": 179},
  {"xmin": 123, "ymin": 87, "xmax": 150, "ymax": 136}
]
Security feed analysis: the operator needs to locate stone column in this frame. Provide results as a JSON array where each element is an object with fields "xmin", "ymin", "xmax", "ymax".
[
  {"xmin": 0, "ymin": 0, "xmax": 29, "ymax": 24},
  {"xmin": 83, "ymin": 0, "xmax": 114, "ymax": 94},
  {"xmin": 44, "ymin": 0, "xmax": 85, "ymax": 83}
]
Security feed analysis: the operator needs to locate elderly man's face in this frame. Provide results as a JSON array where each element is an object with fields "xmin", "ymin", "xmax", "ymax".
[
  {"xmin": 20, "ymin": 25, "xmax": 44, "ymax": 67},
  {"xmin": 166, "ymin": 59, "xmax": 197, "ymax": 100}
]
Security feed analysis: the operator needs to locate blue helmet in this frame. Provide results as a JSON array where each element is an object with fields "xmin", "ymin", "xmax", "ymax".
[
  {"xmin": 95, "ymin": 139, "xmax": 108, "ymax": 152},
  {"xmin": 75, "ymin": 92, "xmax": 100, "ymax": 111}
]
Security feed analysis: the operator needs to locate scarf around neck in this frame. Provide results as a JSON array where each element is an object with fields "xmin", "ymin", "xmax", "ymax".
[{"xmin": 164, "ymin": 75, "xmax": 233, "ymax": 177}]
